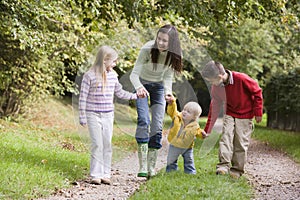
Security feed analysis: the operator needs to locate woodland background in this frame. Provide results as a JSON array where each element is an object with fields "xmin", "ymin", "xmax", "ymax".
[{"xmin": 0, "ymin": 0, "xmax": 299, "ymax": 131}]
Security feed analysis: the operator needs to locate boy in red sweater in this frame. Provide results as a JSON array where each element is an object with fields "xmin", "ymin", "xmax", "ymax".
[{"xmin": 201, "ymin": 61, "xmax": 263, "ymax": 179}]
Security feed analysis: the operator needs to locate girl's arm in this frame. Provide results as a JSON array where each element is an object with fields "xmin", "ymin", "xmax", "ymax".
[
  {"xmin": 79, "ymin": 74, "xmax": 90, "ymax": 125},
  {"xmin": 114, "ymin": 74, "xmax": 137, "ymax": 100}
]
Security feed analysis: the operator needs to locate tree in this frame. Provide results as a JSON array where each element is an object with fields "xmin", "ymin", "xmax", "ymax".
[
  {"xmin": 264, "ymin": 68, "xmax": 300, "ymax": 132},
  {"xmin": 1, "ymin": 0, "xmax": 299, "ymax": 119},
  {"xmin": 0, "ymin": 0, "xmax": 121, "ymax": 117}
]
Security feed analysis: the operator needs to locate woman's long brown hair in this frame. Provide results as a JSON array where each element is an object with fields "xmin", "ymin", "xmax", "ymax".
[{"xmin": 150, "ymin": 24, "xmax": 183, "ymax": 73}]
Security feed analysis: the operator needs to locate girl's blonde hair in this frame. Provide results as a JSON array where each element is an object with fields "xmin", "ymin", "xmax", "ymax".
[{"xmin": 91, "ymin": 45, "xmax": 118, "ymax": 91}]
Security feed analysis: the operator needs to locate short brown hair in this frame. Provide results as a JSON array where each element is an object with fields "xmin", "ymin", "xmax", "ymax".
[{"xmin": 201, "ymin": 60, "xmax": 225, "ymax": 79}]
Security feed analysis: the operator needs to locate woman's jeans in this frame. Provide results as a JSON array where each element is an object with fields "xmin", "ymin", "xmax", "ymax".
[
  {"xmin": 86, "ymin": 111, "xmax": 114, "ymax": 179},
  {"xmin": 135, "ymin": 81, "xmax": 165, "ymax": 149},
  {"xmin": 166, "ymin": 145, "xmax": 196, "ymax": 174}
]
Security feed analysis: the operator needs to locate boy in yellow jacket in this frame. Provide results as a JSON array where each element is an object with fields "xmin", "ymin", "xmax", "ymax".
[{"xmin": 165, "ymin": 95, "xmax": 207, "ymax": 174}]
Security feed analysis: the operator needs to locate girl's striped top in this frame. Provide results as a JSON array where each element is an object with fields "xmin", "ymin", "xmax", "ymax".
[{"xmin": 79, "ymin": 69, "xmax": 137, "ymax": 125}]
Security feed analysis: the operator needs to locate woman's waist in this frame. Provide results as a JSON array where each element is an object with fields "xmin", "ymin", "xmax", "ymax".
[{"xmin": 140, "ymin": 77, "xmax": 163, "ymax": 85}]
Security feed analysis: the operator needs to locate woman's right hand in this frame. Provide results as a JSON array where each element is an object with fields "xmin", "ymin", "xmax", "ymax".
[
  {"xmin": 136, "ymin": 87, "xmax": 149, "ymax": 98},
  {"xmin": 165, "ymin": 94, "xmax": 175, "ymax": 104}
]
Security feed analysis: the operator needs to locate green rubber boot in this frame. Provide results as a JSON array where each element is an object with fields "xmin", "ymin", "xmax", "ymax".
[
  {"xmin": 137, "ymin": 143, "xmax": 148, "ymax": 177},
  {"xmin": 147, "ymin": 148, "xmax": 158, "ymax": 178}
]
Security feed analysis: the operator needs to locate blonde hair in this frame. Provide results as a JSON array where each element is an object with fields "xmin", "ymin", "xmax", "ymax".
[
  {"xmin": 91, "ymin": 45, "xmax": 118, "ymax": 91},
  {"xmin": 184, "ymin": 102, "xmax": 202, "ymax": 119}
]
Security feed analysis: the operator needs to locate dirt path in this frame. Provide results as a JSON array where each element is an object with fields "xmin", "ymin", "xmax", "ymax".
[
  {"xmin": 38, "ymin": 119, "xmax": 300, "ymax": 200},
  {"xmin": 38, "ymin": 134, "xmax": 169, "ymax": 200},
  {"xmin": 246, "ymin": 139, "xmax": 300, "ymax": 200}
]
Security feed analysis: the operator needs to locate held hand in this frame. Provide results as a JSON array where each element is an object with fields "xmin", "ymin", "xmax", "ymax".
[
  {"xmin": 165, "ymin": 94, "xmax": 175, "ymax": 104},
  {"xmin": 201, "ymin": 130, "xmax": 208, "ymax": 139},
  {"xmin": 136, "ymin": 87, "xmax": 149, "ymax": 98},
  {"xmin": 255, "ymin": 116, "xmax": 262, "ymax": 123}
]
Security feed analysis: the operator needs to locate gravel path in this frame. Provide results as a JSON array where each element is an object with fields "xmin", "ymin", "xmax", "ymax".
[
  {"xmin": 38, "ymin": 119, "xmax": 300, "ymax": 200},
  {"xmin": 38, "ymin": 134, "xmax": 169, "ymax": 200},
  {"xmin": 245, "ymin": 139, "xmax": 300, "ymax": 200}
]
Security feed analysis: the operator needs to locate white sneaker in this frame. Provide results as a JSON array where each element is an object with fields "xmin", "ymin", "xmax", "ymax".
[{"xmin": 91, "ymin": 178, "xmax": 101, "ymax": 185}]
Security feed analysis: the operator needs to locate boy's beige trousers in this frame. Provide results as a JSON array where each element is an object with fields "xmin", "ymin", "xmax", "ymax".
[{"xmin": 217, "ymin": 114, "xmax": 254, "ymax": 175}]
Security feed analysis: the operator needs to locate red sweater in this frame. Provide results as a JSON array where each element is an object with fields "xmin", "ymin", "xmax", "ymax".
[{"xmin": 204, "ymin": 71, "xmax": 263, "ymax": 133}]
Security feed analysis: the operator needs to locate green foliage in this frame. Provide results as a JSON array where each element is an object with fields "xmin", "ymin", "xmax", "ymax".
[
  {"xmin": 201, "ymin": 0, "xmax": 299, "ymax": 86},
  {"xmin": 264, "ymin": 69, "xmax": 300, "ymax": 113},
  {"xmin": 0, "ymin": 0, "xmax": 117, "ymax": 117},
  {"xmin": 0, "ymin": 0, "xmax": 299, "ymax": 119},
  {"xmin": 222, "ymin": 19, "xmax": 281, "ymax": 83}
]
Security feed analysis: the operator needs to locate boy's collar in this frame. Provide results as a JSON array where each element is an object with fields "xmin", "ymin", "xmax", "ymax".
[{"xmin": 222, "ymin": 70, "xmax": 233, "ymax": 86}]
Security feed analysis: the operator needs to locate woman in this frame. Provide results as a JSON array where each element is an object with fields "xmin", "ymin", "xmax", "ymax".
[{"xmin": 130, "ymin": 24, "xmax": 183, "ymax": 178}]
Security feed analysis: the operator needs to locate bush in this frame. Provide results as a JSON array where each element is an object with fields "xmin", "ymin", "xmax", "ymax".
[{"xmin": 264, "ymin": 68, "xmax": 300, "ymax": 131}]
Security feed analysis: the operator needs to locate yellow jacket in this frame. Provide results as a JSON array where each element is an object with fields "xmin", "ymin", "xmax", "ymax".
[{"xmin": 167, "ymin": 100, "xmax": 204, "ymax": 149}]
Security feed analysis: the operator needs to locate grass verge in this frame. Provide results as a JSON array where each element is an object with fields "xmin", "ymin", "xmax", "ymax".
[
  {"xmin": 0, "ymin": 97, "xmax": 137, "ymax": 199},
  {"xmin": 129, "ymin": 115, "xmax": 300, "ymax": 200},
  {"xmin": 252, "ymin": 115, "xmax": 300, "ymax": 163},
  {"xmin": 0, "ymin": 120, "xmax": 89, "ymax": 199},
  {"xmin": 130, "ymin": 130, "xmax": 254, "ymax": 200},
  {"xmin": 1, "ymin": 99, "xmax": 299, "ymax": 199}
]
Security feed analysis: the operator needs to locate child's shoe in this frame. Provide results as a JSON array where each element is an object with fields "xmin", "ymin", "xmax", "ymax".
[
  {"xmin": 90, "ymin": 178, "xmax": 101, "ymax": 185},
  {"xmin": 216, "ymin": 168, "xmax": 228, "ymax": 175},
  {"xmin": 101, "ymin": 178, "xmax": 111, "ymax": 185},
  {"xmin": 229, "ymin": 171, "xmax": 241, "ymax": 179}
]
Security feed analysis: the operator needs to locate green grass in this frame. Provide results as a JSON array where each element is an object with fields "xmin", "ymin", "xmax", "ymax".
[
  {"xmin": 0, "ymin": 98, "xmax": 137, "ymax": 200},
  {"xmin": 1, "ymin": 99, "xmax": 299, "ymax": 200},
  {"xmin": 252, "ymin": 114, "xmax": 300, "ymax": 163},
  {"xmin": 0, "ymin": 121, "xmax": 90, "ymax": 199},
  {"xmin": 130, "ymin": 133, "xmax": 254, "ymax": 200},
  {"xmin": 130, "ymin": 115, "xmax": 300, "ymax": 200},
  {"xmin": 131, "ymin": 172, "xmax": 252, "ymax": 200}
]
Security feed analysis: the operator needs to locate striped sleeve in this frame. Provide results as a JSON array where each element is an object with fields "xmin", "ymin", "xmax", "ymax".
[{"xmin": 79, "ymin": 73, "xmax": 90, "ymax": 125}]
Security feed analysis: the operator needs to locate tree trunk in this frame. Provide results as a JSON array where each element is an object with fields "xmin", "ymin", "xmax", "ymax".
[{"xmin": 267, "ymin": 111, "xmax": 300, "ymax": 132}]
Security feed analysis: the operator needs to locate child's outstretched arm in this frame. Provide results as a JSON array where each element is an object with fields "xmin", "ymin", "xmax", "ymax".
[{"xmin": 166, "ymin": 95, "xmax": 178, "ymax": 119}]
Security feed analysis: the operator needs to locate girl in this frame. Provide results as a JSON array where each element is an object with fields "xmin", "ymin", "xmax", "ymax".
[
  {"xmin": 79, "ymin": 46, "xmax": 137, "ymax": 185},
  {"xmin": 130, "ymin": 24, "xmax": 183, "ymax": 178}
]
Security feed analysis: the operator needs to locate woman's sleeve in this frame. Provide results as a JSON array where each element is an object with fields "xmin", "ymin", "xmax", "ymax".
[
  {"xmin": 163, "ymin": 67, "xmax": 174, "ymax": 95},
  {"xmin": 129, "ymin": 47, "xmax": 149, "ymax": 90}
]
